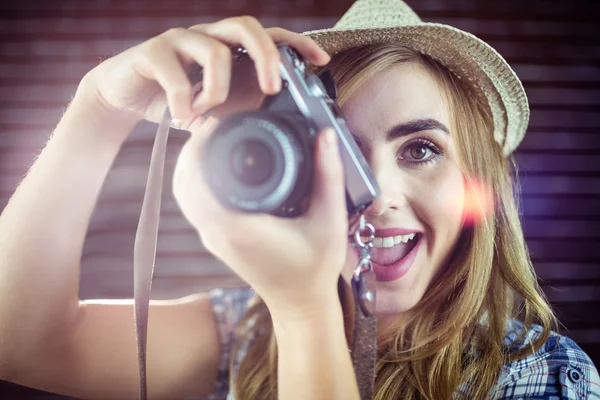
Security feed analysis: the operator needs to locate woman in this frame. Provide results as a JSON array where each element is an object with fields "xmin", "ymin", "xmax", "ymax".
[{"xmin": 0, "ymin": 0, "xmax": 597, "ymax": 399}]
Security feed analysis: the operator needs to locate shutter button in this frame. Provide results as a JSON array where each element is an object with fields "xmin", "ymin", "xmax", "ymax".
[{"xmin": 567, "ymin": 367, "xmax": 583, "ymax": 383}]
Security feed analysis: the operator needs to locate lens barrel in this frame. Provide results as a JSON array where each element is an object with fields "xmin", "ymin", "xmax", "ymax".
[{"xmin": 204, "ymin": 111, "xmax": 313, "ymax": 217}]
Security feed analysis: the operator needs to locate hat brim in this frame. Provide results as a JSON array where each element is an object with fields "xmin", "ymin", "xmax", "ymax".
[{"xmin": 304, "ymin": 23, "xmax": 529, "ymax": 156}]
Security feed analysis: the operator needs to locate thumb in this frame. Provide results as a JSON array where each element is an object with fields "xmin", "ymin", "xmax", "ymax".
[{"xmin": 306, "ymin": 128, "xmax": 347, "ymax": 227}]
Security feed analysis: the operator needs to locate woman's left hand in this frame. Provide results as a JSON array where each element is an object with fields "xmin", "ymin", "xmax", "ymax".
[{"xmin": 173, "ymin": 116, "xmax": 349, "ymax": 317}]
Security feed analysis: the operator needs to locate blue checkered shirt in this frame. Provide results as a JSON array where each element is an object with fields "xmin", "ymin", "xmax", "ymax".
[{"xmin": 195, "ymin": 287, "xmax": 600, "ymax": 400}]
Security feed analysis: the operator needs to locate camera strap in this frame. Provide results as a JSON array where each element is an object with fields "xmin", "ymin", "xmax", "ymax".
[
  {"xmin": 132, "ymin": 106, "xmax": 172, "ymax": 400},
  {"xmin": 347, "ymin": 213, "xmax": 378, "ymax": 399},
  {"xmin": 132, "ymin": 107, "xmax": 377, "ymax": 400}
]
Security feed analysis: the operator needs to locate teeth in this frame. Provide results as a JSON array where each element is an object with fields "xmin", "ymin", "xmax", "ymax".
[
  {"xmin": 382, "ymin": 237, "xmax": 394, "ymax": 248},
  {"xmin": 360, "ymin": 233, "xmax": 417, "ymax": 248}
]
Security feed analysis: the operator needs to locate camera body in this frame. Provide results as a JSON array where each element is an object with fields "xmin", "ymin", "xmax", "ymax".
[{"xmin": 202, "ymin": 45, "xmax": 380, "ymax": 217}]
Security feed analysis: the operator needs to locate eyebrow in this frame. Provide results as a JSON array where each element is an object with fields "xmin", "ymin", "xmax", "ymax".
[
  {"xmin": 385, "ymin": 118, "xmax": 449, "ymax": 142},
  {"xmin": 351, "ymin": 118, "xmax": 450, "ymax": 145}
]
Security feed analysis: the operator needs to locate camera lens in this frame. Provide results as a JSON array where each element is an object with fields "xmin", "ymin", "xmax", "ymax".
[
  {"xmin": 204, "ymin": 111, "xmax": 314, "ymax": 217},
  {"xmin": 230, "ymin": 139, "xmax": 274, "ymax": 186}
]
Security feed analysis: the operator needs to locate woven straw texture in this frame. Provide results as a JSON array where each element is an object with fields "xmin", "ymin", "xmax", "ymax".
[{"xmin": 304, "ymin": 0, "xmax": 530, "ymax": 156}]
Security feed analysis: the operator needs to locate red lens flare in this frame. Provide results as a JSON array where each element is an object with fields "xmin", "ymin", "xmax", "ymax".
[{"xmin": 461, "ymin": 178, "xmax": 494, "ymax": 226}]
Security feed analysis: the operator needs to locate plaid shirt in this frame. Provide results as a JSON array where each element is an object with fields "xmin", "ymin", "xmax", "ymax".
[
  {"xmin": 481, "ymin": 321, "xmax": 600, "ymax": 399},
  {"xmin": 196, "ymin": 287, "xmax": 600, "ymax": 400}
]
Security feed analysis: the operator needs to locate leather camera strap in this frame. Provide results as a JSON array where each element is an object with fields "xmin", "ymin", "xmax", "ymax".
[
  {"xmin": 338, "ymin": 276, "xmax": 377, "ymax": 399},
  {"xmin": 133, "ymin": 108, "xmax": 377, "ymax": 399}
]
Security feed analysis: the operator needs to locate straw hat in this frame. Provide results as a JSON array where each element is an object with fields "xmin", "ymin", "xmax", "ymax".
[{"xmin": 303, "ymin": 0, "xmax": 529, "ymax": 156}]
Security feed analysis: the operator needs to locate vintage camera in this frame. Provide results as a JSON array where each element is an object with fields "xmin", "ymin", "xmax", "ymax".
[{"xmin": 200, "ymin": 45, "xmax": 380, "ymax": 217}]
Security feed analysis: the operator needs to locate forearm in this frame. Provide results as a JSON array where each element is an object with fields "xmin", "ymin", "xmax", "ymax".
[
  {"xmin": 271, "ymin": 296, "xmax": 360, "ymax": 400},
  {"xmin": 0, "ymin": 87, "xmax": 138, "ymax": 370}
]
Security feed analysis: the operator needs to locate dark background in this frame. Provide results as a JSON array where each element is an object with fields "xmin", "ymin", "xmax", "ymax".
[{"xmin": 0, "ymin": 0, "xmax": 599, "ymax": 398}]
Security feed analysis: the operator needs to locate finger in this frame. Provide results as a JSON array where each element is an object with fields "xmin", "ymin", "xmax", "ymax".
[
  {"xmin": 190, "ymin": 16, "xmax": 281, "ymax": 95},
  {"xmin": 162, "ymin": 28, "xmax": 232, "ymax": 118},
  {"xmin": 305, "ymin": 128, "xmax": 347, "ymax": 231},
  {"xmin": 266, "ymin": 27, "xmax": 330, "ymax": 66},
  {"xmin": 174, "ymin": 118, "xmax": 232, "ymax": 223},
  {"xmin": 175, "ymin": 120, "xmax": 276, "ymax": 252},
  {"xmin": 133, "ymin": 36, "xmax": 194, "ymax": 121}
]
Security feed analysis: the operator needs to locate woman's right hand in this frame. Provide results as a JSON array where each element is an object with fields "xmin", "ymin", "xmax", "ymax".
[{"xmin": 77, "ymin": 16, "xmax": 331, "ymax": 136}]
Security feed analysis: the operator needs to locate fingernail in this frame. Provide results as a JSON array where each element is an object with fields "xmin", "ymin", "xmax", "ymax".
[
  {"xmin": 192, "ymin": 92, "xmax": 203, "ymax": 108},
  {"xmin": 325, "ymin": 128, "xmax": 338, "ymax": 149},
  {"xmin": 272, "ymin": 63, "xmax": 281, "ymax": 92},
  {"xmin": 272, "ymin": 75, "xmax": 281, "ymax": 92},
  {"xmin": 192, "ymin": 94, "xmax": 208, "ymax": 115}
]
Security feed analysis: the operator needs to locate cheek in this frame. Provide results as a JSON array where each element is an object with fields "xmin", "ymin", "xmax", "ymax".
[
  {"xmin": 418, "ymin": 166, "xmax": 466, "ymax": 237},
  {"xmin": 426, "ymin": 168, "xmax": 494, "ymax": 229}
]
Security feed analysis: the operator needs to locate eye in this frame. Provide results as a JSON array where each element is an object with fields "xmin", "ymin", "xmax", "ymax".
[
  {"xmin": 409, "ymin": 146, "xmax": 429, "ymax": 160},
  {"xmin": 397, "ymin": 138, "xmax": 442, "ymax": 165}
]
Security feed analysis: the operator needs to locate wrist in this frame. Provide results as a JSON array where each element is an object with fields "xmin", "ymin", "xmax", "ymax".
[
  {"xmin": 271, "ymin": 290, "xmax": 359, "ymax": 400},
  {"xmin": 68, "ymin": 74, "xmax": 142, "ymax": 138},
  {"xmin": 265, "ymin": 279, "xmax": 340, "ymax": 315},
  {"xmin": 269, "ymin": 290, "xmax": 344, "ymax": 336}
]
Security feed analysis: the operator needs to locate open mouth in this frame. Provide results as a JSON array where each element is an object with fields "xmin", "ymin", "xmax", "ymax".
[{"xmin": 366, "ymin": 233, "xmax": 421, "ymax": 266}]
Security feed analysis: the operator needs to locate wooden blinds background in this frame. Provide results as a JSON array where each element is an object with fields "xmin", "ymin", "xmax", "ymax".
[{"xmin": 0, "ymin": 0, "xmax": 599, "ymax": 397}]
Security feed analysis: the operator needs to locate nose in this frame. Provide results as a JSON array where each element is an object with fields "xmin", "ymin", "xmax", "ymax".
[
  {"xmin": 364, "ymin": 166, "xmax": 405, "ymax": 218},
  {"xmin": 365, "ymin": 191, "xmax": 397, "ymax": 218}
]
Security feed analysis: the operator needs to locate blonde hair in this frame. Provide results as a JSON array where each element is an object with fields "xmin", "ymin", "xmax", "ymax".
[{"xmin": 230, "ymin": 43, "xmax": 558, "ymax": 399}]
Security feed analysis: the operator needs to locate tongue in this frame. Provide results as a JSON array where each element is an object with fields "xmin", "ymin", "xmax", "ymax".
[{"xmin": 370, "ymin": 239, "xmax": 417, "ymax": 266}]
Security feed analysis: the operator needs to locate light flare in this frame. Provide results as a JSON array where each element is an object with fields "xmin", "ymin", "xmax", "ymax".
[{"xmin": 461, "ymin": 177, "xmax": 495, "ymax": 225}]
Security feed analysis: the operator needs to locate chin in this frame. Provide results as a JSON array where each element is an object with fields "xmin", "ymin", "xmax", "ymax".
[{"xmin": 374, "ymin": 284, "xmax": 421, "ymax": 315}]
